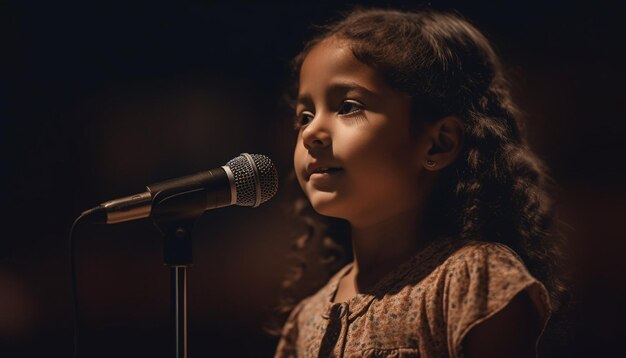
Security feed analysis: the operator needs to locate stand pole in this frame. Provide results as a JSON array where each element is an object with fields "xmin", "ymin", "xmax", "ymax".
[
  {"xmin": 172, "ymin": 266, "xmax": 187, "ymax": 358},
  {"xmin": 154, "ymin": 221, "xmax": 194, "ymax": 358}
]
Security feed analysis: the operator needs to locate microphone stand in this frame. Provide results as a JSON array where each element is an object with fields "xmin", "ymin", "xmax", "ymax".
[
  {"xmin": 150, "ymin": 186, "xmax": 208, "ymax": 358},
  {"xmin": 153, "ymin": 218, "xmax": 194, "ymax": 358}
]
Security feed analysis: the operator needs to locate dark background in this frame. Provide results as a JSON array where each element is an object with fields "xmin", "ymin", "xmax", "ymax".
[{"xmin": 2, "ymin": 0, "xmax": 625, "ymax": 357}]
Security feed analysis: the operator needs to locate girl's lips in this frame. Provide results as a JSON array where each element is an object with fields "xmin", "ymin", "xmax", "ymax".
[
  {"xmin": 306, "ymin": 163, "xmax": 344, "ymax": 180},
  {"xmin": 308, "ymin": 168, "xmax": 344, "ymax": 181}
]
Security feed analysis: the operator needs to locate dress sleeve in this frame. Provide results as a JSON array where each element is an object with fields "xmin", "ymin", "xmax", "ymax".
[
  {"xmin": 445, "ymin": 242, "xmax": 552, "ymax": 358},
  {"xmin": 274, "ymin": 298, "xmax": 308, "ymax": 358}
]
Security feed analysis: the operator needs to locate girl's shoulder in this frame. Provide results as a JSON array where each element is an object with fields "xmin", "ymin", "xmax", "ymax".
[
  {"xmin": 428, "ymin": 237, "xmax": 550, "ymax": 307},
  {"xmin": 442, "ymin": 238, "xmax": 528, "ymax": 270},
  {"xmin": 371, "ymin": 237, "xmax": 552, "ymax": 357},
  {"xmin": 434, "ymin": 238, "xmax": 553, "ymax": 355},
  {"xmin": 368, "ymin": 236, "xmax": 552, "ymax": 328},
  {"xmin": 438, "ymin": 238, "xmax": 540, "ymax": 286}
]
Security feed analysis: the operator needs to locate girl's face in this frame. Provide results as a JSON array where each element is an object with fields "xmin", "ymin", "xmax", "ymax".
[{"xmin": 293, "ymin": 37, "xmax": 432, "ymax": 227}]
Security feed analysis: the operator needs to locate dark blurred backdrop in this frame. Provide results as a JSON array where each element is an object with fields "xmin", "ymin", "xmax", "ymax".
[{"xmin": 1, "ymin": 0, "xmax": 625, "ymax": 357}]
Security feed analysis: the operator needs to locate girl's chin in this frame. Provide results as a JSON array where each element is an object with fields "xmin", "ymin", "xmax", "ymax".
[{"xmin": 308, "ymin": 194, "xmax": 348, "ymax": 219}]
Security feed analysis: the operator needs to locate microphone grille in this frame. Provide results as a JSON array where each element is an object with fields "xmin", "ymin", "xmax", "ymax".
[{"xmin": 226, "ymin": 153, "xmax": 278, "ymax": 207}]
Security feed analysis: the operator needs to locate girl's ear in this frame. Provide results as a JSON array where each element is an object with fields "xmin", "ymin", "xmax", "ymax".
[{"xmin": 422, "ymin": 115, "xmax": 465, "ymax": 171}]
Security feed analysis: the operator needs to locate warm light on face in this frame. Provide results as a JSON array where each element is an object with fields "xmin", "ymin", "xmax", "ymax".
[{"xmin": 293, "ymin": 38, "xmax": 429, "ymax": 227}]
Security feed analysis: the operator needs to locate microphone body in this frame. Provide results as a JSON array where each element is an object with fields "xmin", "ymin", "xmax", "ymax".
[{"xmin": 91, "ymin": 153, "xmax": 277, "ymax": 224}]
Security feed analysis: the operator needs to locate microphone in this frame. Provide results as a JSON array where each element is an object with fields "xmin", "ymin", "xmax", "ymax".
[{"xmin": 84, "ymin": 153, "xmax": 278, "ymax": 224}]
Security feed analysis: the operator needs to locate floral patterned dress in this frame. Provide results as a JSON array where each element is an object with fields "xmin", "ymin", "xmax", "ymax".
[{"xmin": 274, "ymin": 236, "xmax": 551, "ymax": 357}]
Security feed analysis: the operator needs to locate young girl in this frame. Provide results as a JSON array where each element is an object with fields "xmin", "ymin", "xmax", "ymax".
[{"xmin": 273, "ymin": 7, "xmax": 568, "ymax": 358}]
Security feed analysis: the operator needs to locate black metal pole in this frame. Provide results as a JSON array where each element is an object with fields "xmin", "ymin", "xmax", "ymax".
[
  {"xmin": 172, "ymin": 266, "xmax": 187, "ymax": 358},
  {"xmin": 153, "ymin": 221, "xmax": 194, "ymax": 358}
]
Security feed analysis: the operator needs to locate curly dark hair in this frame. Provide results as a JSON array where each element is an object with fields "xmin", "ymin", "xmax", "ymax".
[{"xmin": 265, "ymin": 6, "xmax": 572, "ymax": 348}]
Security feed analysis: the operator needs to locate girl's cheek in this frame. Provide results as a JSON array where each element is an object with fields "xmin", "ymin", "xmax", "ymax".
[{"xmin": 293, "ymin": 146, "xmax": 307, "ymax": 186}]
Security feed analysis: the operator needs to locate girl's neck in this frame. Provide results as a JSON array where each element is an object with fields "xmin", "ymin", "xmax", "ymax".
[{"xmin": 348, "ymin": 207, "xmax": 432, "ymax": 291}]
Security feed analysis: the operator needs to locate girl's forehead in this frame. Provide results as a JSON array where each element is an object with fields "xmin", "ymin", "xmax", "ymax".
[{"xmin": 298, "ymin": 38, "xmax": 389, "ymax": 98}]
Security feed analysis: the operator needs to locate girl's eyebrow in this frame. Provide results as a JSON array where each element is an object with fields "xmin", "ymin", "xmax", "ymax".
[
  {"xmin": 297, "ymin": 81, "xmax": 376, "ymax": 106},
  {"xmin": 329, "ymin": 81, "xmax": 377, "ymax": 96}
]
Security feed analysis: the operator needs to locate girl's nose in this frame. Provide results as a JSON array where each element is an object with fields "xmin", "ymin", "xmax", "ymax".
[{"xmin": 302, "ymin": 115, "xmax": 331, "ymax": 150}]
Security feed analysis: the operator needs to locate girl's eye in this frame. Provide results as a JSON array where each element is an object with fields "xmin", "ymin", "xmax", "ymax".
[
  {"xmin": 338, "ymin": 100, "xmax": 364, "ymax": 116},
  {"xmin": 296, "ymin": 111, "xmax": 314, "ymax": 128}
]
